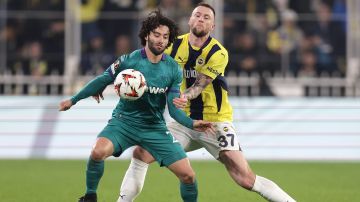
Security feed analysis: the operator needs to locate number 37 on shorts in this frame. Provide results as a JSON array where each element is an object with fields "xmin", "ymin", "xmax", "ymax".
[{"xmin": 216, "ymin": 123, "xmax": 241, "ymax": 151}]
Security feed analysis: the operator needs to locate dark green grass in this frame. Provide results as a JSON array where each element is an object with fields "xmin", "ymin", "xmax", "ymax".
[{"xmin": 0, "ymin": 160, "xmax": 359, "ymax": 202}]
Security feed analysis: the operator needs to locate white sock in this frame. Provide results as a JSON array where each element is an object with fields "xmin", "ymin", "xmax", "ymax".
[
  {"xmin": 251, "ymin": 175, "xmax": 296, "ymax": 202},
  {"xmin": 117, "ymin": 158, "xmax": 149, "ymax": 202}
]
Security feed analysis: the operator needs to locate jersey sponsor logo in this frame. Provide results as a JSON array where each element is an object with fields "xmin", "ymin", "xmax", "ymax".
[
  {"xmin": 207, "ymin": 66, "xmax": 220, "ymax": 76},
  {"xmin": 183, "ymin": 69, "xmax": 197, "ymax": 78},
  {"xmin": 147, "ymin": 86, "xmax": 168, "ymax": 94}
]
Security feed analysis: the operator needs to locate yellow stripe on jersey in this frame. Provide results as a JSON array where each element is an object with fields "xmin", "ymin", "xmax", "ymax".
[{"xmin": 165, "ymin": 33, "xmax": 233, "ymax": 122}]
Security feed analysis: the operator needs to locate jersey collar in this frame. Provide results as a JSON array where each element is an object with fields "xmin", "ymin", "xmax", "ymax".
[
  {"xmin": 188, "ymin": 35, "xmax": 212, "ymax": 51},
  {"xmin": 141, "ymin": 48, "xmax": 166, "ymax": 61}
]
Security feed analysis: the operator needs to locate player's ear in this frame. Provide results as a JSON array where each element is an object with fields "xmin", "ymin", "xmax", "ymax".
[
  {"xmin": 211, "ymin": 23, "xmax": 215, "ymax": 31},
  {"xmin": 188, "ymin": 15, "xmax": 192, "ymax": 27}
]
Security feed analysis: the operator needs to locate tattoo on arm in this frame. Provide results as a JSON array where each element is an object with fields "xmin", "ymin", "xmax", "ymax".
[{"xmin": 183, "ymin": 73, "xmax": 213, "ymax": 100}]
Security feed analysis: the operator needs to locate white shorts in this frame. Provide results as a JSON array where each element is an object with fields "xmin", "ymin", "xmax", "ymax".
[{"xmin": 167, "ymin": 121, "xmax": 241, "ymax": 159}]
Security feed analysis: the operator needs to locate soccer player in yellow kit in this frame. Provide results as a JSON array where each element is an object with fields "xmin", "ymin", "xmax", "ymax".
[{"xmin": 116, "ymin": 3, "xmax": 296, "ymax": 202}]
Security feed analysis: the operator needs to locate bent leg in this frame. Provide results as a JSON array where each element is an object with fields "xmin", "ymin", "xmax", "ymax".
[
  {"xmin": 86, "ymin": 137, "xmax": 114, "ymax": 194},
  {"xmin": 219, "ymin": 150, "xmax": 255, "ymax": 189},
  {"xmin": 220, "ymin": 150, "xmax": 296, "ymax": 202},
  {"xmin": 118, "ymin": 146, "xmax": 155, "ymax": 202},
  {"xmin": 168, "ymin": 158, "xmax": 197, "ymax": 202}
]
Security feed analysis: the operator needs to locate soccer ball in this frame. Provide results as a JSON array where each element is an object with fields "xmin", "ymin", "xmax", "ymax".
[{"xmin": 114, "ymin": 69, "xmax": 147, "ymax": 101}]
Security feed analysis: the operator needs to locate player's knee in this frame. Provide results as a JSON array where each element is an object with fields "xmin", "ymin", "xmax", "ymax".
[
  {"xmin": 133, "ymin": 146, "xmax": 155, "ymax": 164},
  {"xmin": 179, "ymin": 170, "xmax": 196, "ymax": 184},
  {"xmin": 232, "ymin": 169, "xmax": 255, "ymax": 190},
  {"xmin": 238, "ymin": 175, "xmax": 255, "ymax": 190},
  {"xmin": 91, "ymin": 148, "xmax": 108, "ymax": 161}
]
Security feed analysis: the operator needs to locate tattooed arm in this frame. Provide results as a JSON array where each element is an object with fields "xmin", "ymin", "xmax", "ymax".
[
  {"xmin": 173, "ymin": 72, "xmax": 213, "ymax": 109},
  {"xmin": 183, "ymin": 72, "xmax": 213, "ymax": 99}
]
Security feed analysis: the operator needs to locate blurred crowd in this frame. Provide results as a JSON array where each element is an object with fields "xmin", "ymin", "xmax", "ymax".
[
  {"xmin": 224, "ymin": 0, "xmax": 346, "ymax": 77},
  {"xmin": 0, "ymin": 0, "xmax": 346, "ymax": 78},
  {"xmin": 2, "ymin": 0, "xmax": 65, "ymax": 76}
]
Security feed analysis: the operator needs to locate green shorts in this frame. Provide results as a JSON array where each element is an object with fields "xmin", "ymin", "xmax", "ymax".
[{"xmin": 98, "ymin": 118, "xmax": 187, "ymax": 167}]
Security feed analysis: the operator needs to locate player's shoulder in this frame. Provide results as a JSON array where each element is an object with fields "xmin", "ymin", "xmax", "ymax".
[
  {"xmin": 165, "ymin": 34, "xmax": 188, "ymax": 55},
  {"xmin": 127, "ymin": 49, "xmax": 142, "ymax": 60},
  {"xmin": 204, "ymin": 37, "xmax": 228, "ymax": 64},
  {"xmin": 209, "ymin": 37, "xmax": 228, "ymax": 55},
  {"xmin": 177, "ymin": 33, "xmax": 188, "ymax": 40},
  {"xmin": 162, "ymin": 54, "xmax": 182, "ymax": 77},
  {"xmin": 114, "ymin": 49, "xmax": 138, "ymax": 62},
  {"xmin": 163, "ymin": 53, "xmax": 179, "ymax": 67},
  {"xmin": 173, "ymin": 33, "xmax": 189, "ymax": 45}
]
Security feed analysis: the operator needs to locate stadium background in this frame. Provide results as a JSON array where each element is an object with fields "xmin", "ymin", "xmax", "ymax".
[{"xmin": 1, "ymin": 0, "xmax": 360, "ymax": 201}]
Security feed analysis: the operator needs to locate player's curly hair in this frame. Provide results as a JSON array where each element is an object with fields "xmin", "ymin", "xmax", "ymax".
[{"xmin": 138, "ymin": 11, "xmax": 179, "ymax": 48}]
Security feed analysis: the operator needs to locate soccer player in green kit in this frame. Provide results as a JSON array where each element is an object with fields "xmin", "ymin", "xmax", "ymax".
[{"xmin": 59, "ymin": 11, "xmax": 214, "ymax": 202}]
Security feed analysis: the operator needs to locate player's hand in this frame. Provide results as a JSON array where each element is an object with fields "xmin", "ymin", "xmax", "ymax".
[
  {"xmin": 92, "ymin": 91, "xmax": 104, "ymax": 104},
  {"xmin": 193, "ymin": 120, "xmax": 216, "ymax": 135},
  {"xmin": 173, "ymin": 94, "xmax": 188, "ymax": 109},
  {"xmin": 59, "ymin": 99, "xmax": 73, "ymax": 111}
]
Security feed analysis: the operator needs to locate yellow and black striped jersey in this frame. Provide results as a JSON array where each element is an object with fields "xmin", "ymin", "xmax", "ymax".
[{"xmin": 165, "ymin": 33, "xmax": 233, "ymax": 122}]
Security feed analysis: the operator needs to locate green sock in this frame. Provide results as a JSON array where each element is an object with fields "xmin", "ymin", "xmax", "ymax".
[
  {"xmin": 85, "ymin": 157, "xmax": 104, "ymax": 194},
  {"xmin": 180, "ymin": 180, "xmax": 198, "ymax": 202}
]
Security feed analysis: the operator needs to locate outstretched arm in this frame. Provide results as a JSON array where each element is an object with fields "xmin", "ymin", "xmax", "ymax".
[{"xmin": 59, "ymin": 74, "xmax": 113, "ymax": 111}]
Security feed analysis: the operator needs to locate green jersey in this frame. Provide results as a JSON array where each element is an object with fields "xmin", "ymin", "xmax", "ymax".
[{"xmin": 71, "ymin": 48, "xmax": 193, "ymax": 129}]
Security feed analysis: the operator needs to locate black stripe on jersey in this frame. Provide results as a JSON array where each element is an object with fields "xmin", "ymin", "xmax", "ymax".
[
  {"xmin": 203, "ymin": 43, "xmax": 225, "ymax": 113},
  {"xmin": 186, "ymin": 45, "xmax": 204, "ymax": 120},
  {"xmin": 184, "ymin": 37, "xmax": 213, "ymax": 120},
  {"xmin": 205, "ymin": 44, "xmax": 221, "ymax": 64},
  {"xmin": 215, "ymin": 75, "xmax": 229, "ymax": 91},
  {"xmin": 212, "ymin": 76, "xmax": 229, "ymax": 112},
  {"xmin": 170, "ymin": 38, "xmax": 183, "ymax": 58}
]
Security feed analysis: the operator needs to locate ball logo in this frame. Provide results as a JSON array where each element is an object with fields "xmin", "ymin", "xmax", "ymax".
[{"xmin": 223, "ymin": 127, "xmax": 229, "ymax": 132}]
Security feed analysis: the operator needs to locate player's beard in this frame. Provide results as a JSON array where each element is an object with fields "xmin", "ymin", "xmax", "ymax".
[
  {"xmin": 148, "ymin": 39, "xmax": 165, "ymax": 56},
  {"xmin": 191, "ymin": 26, "xmax": 208, "ymax": 38}
]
